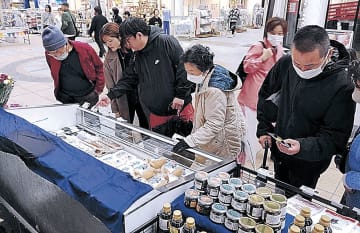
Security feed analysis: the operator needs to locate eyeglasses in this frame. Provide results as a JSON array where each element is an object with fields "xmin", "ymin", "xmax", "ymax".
[{"xmin": 124, "ymin": 35, "xmax": 134, "ymax": 44}]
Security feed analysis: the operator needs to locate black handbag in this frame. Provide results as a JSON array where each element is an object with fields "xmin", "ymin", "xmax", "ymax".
[{"xmin": 152, "ymin": 116, "xmax": 193, "ymax": 138}]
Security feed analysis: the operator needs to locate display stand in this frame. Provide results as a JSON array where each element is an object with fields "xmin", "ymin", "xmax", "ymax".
[{"xmin": 171, "ymin": 16, "xmax": 195, "ymax": 39}]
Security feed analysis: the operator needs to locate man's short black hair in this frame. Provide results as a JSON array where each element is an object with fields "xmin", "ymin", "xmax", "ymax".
[
  {"xmin": 94, "ymin": 6, "xmax": 102, "ymax": 15},
  {"xmin": 61, "ymin": 2, "xmax": 69, "ymax": 7},
  {"xmin": 120, "ymin": 17, "xmax": 150, "ymax": 38},
  {"xmin": 123, "ymin": 11, "xmax": 131, "ymax": 17},
  {"xmin": 181, "ymin": 44, "xmax": 214, "ymax": 72},
  {"xmin": 293, "ymin": 25, "xmax": 330, "ymax": 57}
]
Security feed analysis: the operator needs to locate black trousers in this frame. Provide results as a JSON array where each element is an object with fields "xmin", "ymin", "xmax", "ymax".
[
  {"xmin": 273, "ymin": 155, "xmax": 331, "ymax": 189},
  {"xmin": 126, "ymin": 92, "xmax": 149, "ymax": 129},
  {"xmin": 230, "ymin": 22, "xmax": 237, "ymax": 35},
  {"xmin": 95, "ymin": 36, "xmax": 106, "ymax": 57}
]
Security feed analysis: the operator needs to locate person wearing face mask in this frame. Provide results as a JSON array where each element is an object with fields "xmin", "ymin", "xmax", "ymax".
[
  {"xmin": 237, "ymin": 17, "xmax": 287, "ymax": 161},
  {"xmin": 42, "ymin": 26, "xmax": 105, "ymax": 108},
  {"xmin": 100, "ymin": 22, "xmax": 148, "ymax": 128},
  {"xmin": 343, "ymin": 59, "xmax": 360, "ymax": 209},
  {"xmin": 172, "ymin": 44, "xmax": 246, "ymax": 158},
  {"xmin": 257, "ymin": 25, "xmax": 355, "ymax": 190}
]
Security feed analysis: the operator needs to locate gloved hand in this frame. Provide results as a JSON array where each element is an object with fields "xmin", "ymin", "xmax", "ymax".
[{"xmin": 172, "ymin": 139, "xmax": 190, "ymax": 153}]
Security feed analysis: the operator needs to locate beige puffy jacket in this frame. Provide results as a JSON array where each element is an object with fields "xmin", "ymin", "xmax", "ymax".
[{"xmin": 184, "ymin": 66, "xmax": 246, "ymax": 158}]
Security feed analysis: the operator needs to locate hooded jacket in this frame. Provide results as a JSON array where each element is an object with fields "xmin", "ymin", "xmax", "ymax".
[
  {"xmin": 184, "ymin": 65, "xmax": 246, "ymax": 158},
  {"xmin": 108, "ymin": 26, "xmax": 193, "ymax": 116},
  {"xmin": 257, "ymin": 42, "xmax": 355, "ymax": 163}
]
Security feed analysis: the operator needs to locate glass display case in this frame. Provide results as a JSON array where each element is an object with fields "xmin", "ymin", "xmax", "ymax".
[{"xmin": 4, "ymin": 104, "xmax": 235, "ymax": 232}]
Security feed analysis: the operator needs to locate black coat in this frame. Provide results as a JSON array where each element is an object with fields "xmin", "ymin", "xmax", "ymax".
[
  {"xmin": 148, "ymin": 16, "xmax": 162, "ymax": 28},
  {"xmin": 89, "ymin": 14, "xmax": 108, "ymax": 39},
  {"xmin": 257, "ymin": 46, "xmax": 355, "ymax": 163},
  {"xmin": 108, "ymin": 26, "xmax": 193, "ymax": 116}
]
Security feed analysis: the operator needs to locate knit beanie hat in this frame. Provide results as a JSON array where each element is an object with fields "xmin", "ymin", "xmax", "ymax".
[{"xmin": 42, "ymin": 26, "xmax": 66, "ymax": 51}]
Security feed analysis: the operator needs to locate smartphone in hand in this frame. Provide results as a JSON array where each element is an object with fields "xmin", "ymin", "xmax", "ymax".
[{"xmin": 267, "ymin": 132, "xmax": 291, "ymax": 148}]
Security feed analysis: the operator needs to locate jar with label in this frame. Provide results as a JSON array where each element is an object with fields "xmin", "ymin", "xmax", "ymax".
[
  {"xmin": 256, "ymin": 187, "xmax": 272, "ymax": 200},
  {"xmin": 300, "ymin": 207, "xmax": 313, "ymax": 233},
  {"xmin": 238, "ymin": 217, "xmax": 256, "ymax": 233},
  {"xmin": 229, "ymin": 177, "xmax": 243, "ymax": 190},
  {"xmin": 183, "ymin": 217, "xmax": 196, "ymax": 233},
  {"xmin": 289, "ymin": 225, "xmax": 301, "ymax": 233},
  {"xmin": 241, "ymin": 183, "xmax": 257, "ymax": 195},
  {"xmin": 224, "ymin": 209, "xmax": 241, "ymax": 231},
  {"xmin": 159, "ymin": 202, "xmax": 172, "ymax": 233},
  {"xmin": 184, "ymin": 189, "xmax": 200, "ymax": 209},
  {"xmin": 207, "ymin": 176, "xmax": 222, "ymax": 198},
  {"xmin": 269, "ymin": 194, "xmax": 287, "ymax": 223},
  {"xmin": 194, "ymin": 171, "xmax": 208, "ymax": 193},
  {"xmin": 312, "ymin": 224, "xmax": 324, "ymax": 233},
  {"xmin": 210, "ymin": 203, "xmax": 227, "ymax": 224},
  {"xmin": 318, "ymin": 215, "xmax": 332, "ymax": 233},
  {"xmin": 231, "ymin": 190, "xmax": 249, "ymax": 213},
  {"xmin": 262, "ymin": 201, "xmax": 281, "ymax": 226},
  {"xmin": 269, "ymin": 222, "xmax": 282, "ymax": 233},
  {"xmin": 196, "ymin": 195, "xmax": 213, "ymax": 215},
  {"xmin": 216, "ymin": 172, "xmax": 230, "ymax": 184},
  {"xmin": 246, "ymin": 194, "xmax": 265, "ymax": 221},
  {"xmin": 289, "ymin": 215, "xmax": 306, "ymax": 233},
  {"xmin": 255, "ymin": 224, "xmax": 274, "ymax": 233},
  {"xmin": 218, "ymin": 184, "xmax": 235, "ymax": 206},
  {"xmin": 169, "ymin": 210, "xmax": 183, "ymax": 233}
]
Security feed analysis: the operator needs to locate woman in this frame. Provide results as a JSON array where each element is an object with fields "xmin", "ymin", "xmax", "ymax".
[
  {"xmin": 100, "ymin": 22, "xmax": 148, "ymax": 128},
  {"xmin": 148, "ymin": 9, "xmax": 162, "ymax": 28},
  {"xmin": 237, "ymin": 17, "xmax": 287, "ymax": 159},
  {"xmin": 42, "ymin": 5, "xmax": 55, "ymax": 29},
  {"xmin": 173, "ymin": 44, "xmax": 246, "ymax": 159}
]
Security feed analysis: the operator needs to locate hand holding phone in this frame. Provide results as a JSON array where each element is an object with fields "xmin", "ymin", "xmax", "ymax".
[{"xmin": 267, "ymin": 132, "xmax": 291, "ymax": 148}]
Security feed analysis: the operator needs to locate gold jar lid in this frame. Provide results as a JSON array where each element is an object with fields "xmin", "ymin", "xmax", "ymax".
[
  {"xmin": 319, "ymin": 215, "xmax": 331, "ymax": 227},
  {"xmin": 312, "ymin": 224, "xmax": 325, "ymax": 233},
  {"xmin": 248, "ymin": 194, "xmax": 265, "ymax": 205},
  {"xmin": 289, "ymin": 225, "xmax": 301, "ymax": 233},
  {"xmin": 173, "ymin": 210, "xmax": 182, "ymax": 221},
  {"xmin": 185, "ymin": 217, "xmax": 195, "ymax": 228},
  {"xmin": 255, "ymin": 224, "xmax": 274, "ymax": 233},
  {"xmin": 162, "ymin": 203, "xmax": 171, "ymax": 213},
  {"xmin": 300, "ymin": 207, "xmax": 311, "ymax": 218},
  {"xmin": 294, "ymin": 215, "xmax": 305, "ymax": 227},
  {"xmin": 239, "ymin": 217, "xmax": 256, "ymax": 228},
  {"xmin": 263, "ymin": 201, "xmax": 281, "ymax": 212},
  {"xmin": 270, "ymin": 193, "xmax": 287, "ymax": 205},
  {"xmin": 256, "ymin": 187, "xmax": 272, "ymax": 197}
]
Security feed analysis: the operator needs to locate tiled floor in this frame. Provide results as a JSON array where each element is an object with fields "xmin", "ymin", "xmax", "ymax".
[{"xmin": 0, "ymin": 29, "xmax": 347, "ymax": 205}]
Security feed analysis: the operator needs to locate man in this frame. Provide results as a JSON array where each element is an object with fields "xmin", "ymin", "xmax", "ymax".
[
  {"xmin": 42, "ymin": 26, "xmax": 105, "ymax": 108},
  {"xmin": 148, "ymin": 9, "xmax": 162, "ymax": 28},
  {"xmin": 98, "ymin": 18, "xmax": 193, "ymax": 134},
  {"xmin": 123, "ymin": 11, "xmax": 131, "ymax": 20},
  {"xmin": 257, "ymin": 25, "xmax": 355, "ymax": 189},
  {"xmin": 60, "ymin": 2, "xmax": 77, "ymax": 40},
  {"xmin": 89, "ymin": 6, "xmax": 108, "ymax": 58}
]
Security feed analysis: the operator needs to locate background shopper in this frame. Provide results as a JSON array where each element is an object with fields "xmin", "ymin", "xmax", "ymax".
[
  {"xmin": 60, "ymin": 2, "xmax": 77, "ymax": 40},
  {"xmin": 41, "ymin": 4, "xmax": 55, "ymax": 29},
  {"xmin": 173, "ymin": 44, "xmax": 246, "ymax": 158},
  {"xmin": 100, "ymin": 22, "xmax": 148, "ymax": 128},
  {"xmin": 148, "ymin": 9, "xmax": 162, "ymax": 28},
  {"xmin": 111, "ymin": 7, "xmax": 122, "ymax": 25},
  {"xmin": 238, "ymin": 17, "xmax": 287, "ymax": 160},
  {"xmin": 42, "ymin": 26, "xmax": 105, "ymax": 108},
  {"xmin": 89, "ymin": 6, "xmax": 108, "ymax": 58}
]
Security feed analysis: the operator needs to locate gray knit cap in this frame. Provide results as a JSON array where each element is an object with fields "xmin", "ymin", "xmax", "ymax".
[{"xmin": 42, "ymin": 26, "xmax": 66, "ymax": 51}]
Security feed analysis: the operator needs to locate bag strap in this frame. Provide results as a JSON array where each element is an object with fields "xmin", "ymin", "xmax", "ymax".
[
  {"xmin": 69, "ymin": 12, "xmax": 77, "ymax": 32},
  {"xmin": 259, "ymin": 41, "xmax": 266, "ymax": 48}
]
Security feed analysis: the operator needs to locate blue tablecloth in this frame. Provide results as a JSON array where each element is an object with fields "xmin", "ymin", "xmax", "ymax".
[
  {"xmin": 172, "ymin": 193, "xmax": 295, "ymax": 233},
  {"xmin": 0, "ymin": 108, "xmax": 153, "ymax": 233}
]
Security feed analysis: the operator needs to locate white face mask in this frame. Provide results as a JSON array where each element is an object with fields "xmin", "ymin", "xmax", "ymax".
[
  {"xmin": 54, "ymin": 50, "xmax": 69, "ymax": 61},
  {"xmin": 292, "ymin": 53, "xmax": 328, "ymax": 79},
  {"xmin": 187, "ymin": 74, "xmax": 204, "ymax": 84},
  {"xmin": 267, "ymin": 33, "xmax": 283, "ymax": 46}
]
